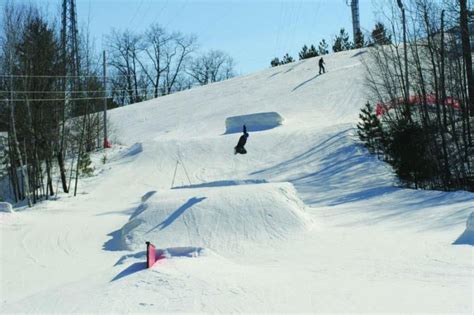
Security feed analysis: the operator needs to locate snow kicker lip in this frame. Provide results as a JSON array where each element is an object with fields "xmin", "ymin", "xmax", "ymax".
[
  {"xmin": 172, "ymin": 179, "xmax": 268, "ymax": 190},
  {"xmin": 224, "ymin": 112, "xmax": 284, "ymax": 134}
]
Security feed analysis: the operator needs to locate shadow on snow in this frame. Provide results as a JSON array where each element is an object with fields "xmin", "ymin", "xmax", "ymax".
[
  {"xmin": 146, "ymin": 197, "xmax": 207, "ymax": 232},
  {"xmin": 111, "ymin": 262, "xmax": 147, "ymax": 282},
  {"xmin": 249, "ymin": 127, "xmax": 474, "ymax": 232},
  {"xmin": 111, "ymin": 247, "xmax": 205, "ymax": 282},
  {"xmin": 292, "ymin": 74, "xmax": 321, "ymax": 92}
]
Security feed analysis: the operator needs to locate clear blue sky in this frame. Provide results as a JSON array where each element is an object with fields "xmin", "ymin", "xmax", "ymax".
[{"xmin": 5, "ymin": 0, "xmax": 380, "ymax": 74}]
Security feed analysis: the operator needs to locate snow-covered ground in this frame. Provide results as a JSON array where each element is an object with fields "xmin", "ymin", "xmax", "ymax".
[{"xmin": 1, "ymin": 49, "xmax": 473, "ymax": 313}]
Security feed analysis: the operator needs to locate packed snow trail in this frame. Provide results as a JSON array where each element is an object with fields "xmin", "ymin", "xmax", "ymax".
[{"xmin": 1, "ymin": 49, "xmax": 473, "ymax": 313}]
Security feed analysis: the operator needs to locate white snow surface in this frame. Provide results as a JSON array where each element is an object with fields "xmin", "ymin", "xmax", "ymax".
[{"xmin": 1, "ymin": 49, "xmax": 473, "ymax": 314}]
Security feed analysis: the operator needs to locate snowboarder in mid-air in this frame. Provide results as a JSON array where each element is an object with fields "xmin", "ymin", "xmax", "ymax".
[
  {"xmin": 319, "ymin": 57, "xmax": 326, "ymax": 74},
  {"xmin": 234, "ymin": 125, "xmax": 249, "ymax": 155}
]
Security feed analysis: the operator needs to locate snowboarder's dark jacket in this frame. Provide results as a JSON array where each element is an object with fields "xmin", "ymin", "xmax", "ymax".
[
  {"xmin": 319, "ymin": 57, "xmax": 326, "ymax": 74},
  {"xmin": 234, "ymin": 125, "xmax": 249, "ymax": 154}
]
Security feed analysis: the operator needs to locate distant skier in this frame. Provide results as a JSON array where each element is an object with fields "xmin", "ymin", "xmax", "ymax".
[
  {"xmin": 234, "ymin": 125, "xmax": 249, "ymax": 155},
  {"xmin": 319, "ymin": 57, "xmax": 326, "ymax": 74}
]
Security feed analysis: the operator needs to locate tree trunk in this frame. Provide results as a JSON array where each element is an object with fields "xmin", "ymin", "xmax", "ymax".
[
  {"xmin": 460, "ymin": 0, "xmax": 474, "ymax": 118},
  {"xmin": 46, "ymin": 157, "xmax": 54, "ymax": 197}
]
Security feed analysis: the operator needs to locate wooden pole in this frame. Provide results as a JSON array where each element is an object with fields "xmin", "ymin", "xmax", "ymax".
[{"xmin": 103, "ymin": 50, "xmax": 108, "ymax": 148}]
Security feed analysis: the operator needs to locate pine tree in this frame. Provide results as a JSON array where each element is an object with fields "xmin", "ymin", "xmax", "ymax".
[
  {"xmin": 270, "ymin": 57, "xmax": 280, "ymax": 67},
  {"xmin": 386, "ymin": 119, "xmax": 437, "ymax": 189},
  {"xmin": 271, "ymin": 53, "xmax": 294, "ymax": 66},
  {"xmin": 299, "ymin": 45, "xmax": 309, "ymax": 60},
  {"xmin": 308, "ymin": 45, "xmax": 319, "ymax": 57},
  {"xmin": 332, "ymin": 28, "xmax": 352, "ymax": 52},
  {"xmin": 354, "ymin": 30, "xmax": 365, "ymax": 49},
  {"xmin": 333, "ymin": 30, "xmax": 341, "ymax": 52},
  {"xmin": 281, "ymin": 53, "xmax": 294, "ymax": 64},
  {"xmin": 299, "ymin": 44, "xmax": 319, "ymax": 60},
  {"xmin": 17, "ymin": 13, "xmax": 61, "ymax": 201},
  {"xmin": 318, "ymin": 39, "xmax": 329, "ymax": 55},
  {"xmin": 357, "ymin": 102, "xmax": 384, "ymax": 155},
  {"xmin": 371, "ymin": 22, "xmax": 392, "ymax": 45},
  {"xmin": 79, "ymin": 151, "xmax": 94, "ymax": 176}
]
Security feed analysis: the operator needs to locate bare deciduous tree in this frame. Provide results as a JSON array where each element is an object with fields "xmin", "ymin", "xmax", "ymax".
[
  {"xmin": 107, "ymin": 29, "xmax": 142, "ymax": 104},
  {"xmin": 162, "ymin": 32, "xmax": 197, "ymax": 95},
  {"xmin": 137, "ymin": 24, "xmax": 173, "ymax": 98},
  {"xmin": 188, "ymin": 50, "xmax": 235, "ymax": 86}
]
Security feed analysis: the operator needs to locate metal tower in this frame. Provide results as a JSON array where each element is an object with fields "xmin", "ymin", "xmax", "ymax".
[
  {"xmin": 58, "ymin": 0, "xmax": 81, "ymax": 195},
  {"xmin": 346, "ymin": 0, "xmax": 361, "ymax": 41},
  {"xmin": 61, "ymin": 0, "xmax": 81, "ymax": 87}
]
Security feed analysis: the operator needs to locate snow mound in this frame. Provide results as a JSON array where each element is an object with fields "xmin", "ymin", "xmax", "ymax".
[
  {"xmin": 122, "ymin": 143, "xmax": 143, "ymax": 157},
  {"xmin": 0, "ymin": 202, "xmax": 13, "ymax": 213},
  {"xmin": 225, "ymin": 112, "xmax": 283, "ymax": 134},
  {"xmin": 117, "ymin": 182, "xmax": 311, "ymax": 253},
  {"xmin": 453, "ymin": 211, "xmax": 474, "ymax": 245}
]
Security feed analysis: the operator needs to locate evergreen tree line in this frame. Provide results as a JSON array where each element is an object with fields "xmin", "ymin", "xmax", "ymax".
[
  {"xmin": 358, "ymin": 0, "xmax": 473, "ymax": 192},
  {"xmin": 0, "ymin": 3, "xmax": 102, "ymax": 205},
  {"xmin": 271, "ymin": 23, "xmax": 392, "ymax": 67}
]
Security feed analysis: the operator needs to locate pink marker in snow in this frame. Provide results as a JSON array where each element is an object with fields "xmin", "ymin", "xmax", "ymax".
[{"xmin": 146, "ymin": 241, "xmax": 156, "ymax": 268}]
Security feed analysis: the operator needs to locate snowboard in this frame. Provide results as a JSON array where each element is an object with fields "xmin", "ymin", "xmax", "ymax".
[{"xmin": 234, "ymin": 146, "xmax": 247, "ymax": 155}]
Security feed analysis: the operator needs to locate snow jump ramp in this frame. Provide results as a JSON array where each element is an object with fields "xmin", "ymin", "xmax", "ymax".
[
  {"xmin": 225, "ymin": 112, "xmax": 284, "ymax": 134},
  {"xmin": 118, "ymin": 182, "xmax": 311, "ymax": 254}
]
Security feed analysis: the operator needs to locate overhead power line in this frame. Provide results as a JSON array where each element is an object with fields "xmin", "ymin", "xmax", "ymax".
[
  {"xmin": 0, "ymin": 73, "xmax": 142, "ymax": 79},
  {"xmin": 0, "ymin": 87, "xmax": 150, "ymax": 94},
  {"xmin": 3, "ymin": 96, "xmax": 112, "ymax": 102}
]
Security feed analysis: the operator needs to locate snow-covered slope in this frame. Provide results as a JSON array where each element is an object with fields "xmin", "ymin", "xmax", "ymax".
[
  {"xmin": 109, "ymin": 49, "xmax": 364, "ymax": 143},
  {"xmin": 1, "ymin": 49, "xmax": 473, "ymax": 314}
]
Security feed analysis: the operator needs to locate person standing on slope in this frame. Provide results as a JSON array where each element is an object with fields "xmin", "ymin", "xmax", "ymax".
[
  {"xmin": 319, "ymin": 57, "xmax": 326, "ymax": 75},
  {"xmin": 234, "ymin": 125, "xmax": 249, "ymax": 154}
]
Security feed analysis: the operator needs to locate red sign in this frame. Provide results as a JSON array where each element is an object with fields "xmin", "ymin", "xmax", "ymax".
[
  {"xmin": 104, "ymin": 138, "xmax": 112, "ymax": 149},
  {"xmin": 146, "ymin": 242, "xmax": 156, "ymax": 268}
]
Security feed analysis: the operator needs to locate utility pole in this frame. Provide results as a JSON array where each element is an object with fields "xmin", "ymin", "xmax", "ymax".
[
  {"xmin": 397, "ymin": 0, "xmax": 409, "ymax": 103},
  {"xmin": 103, "ymin": 50, "xmax": 108, "ymax": 148}
]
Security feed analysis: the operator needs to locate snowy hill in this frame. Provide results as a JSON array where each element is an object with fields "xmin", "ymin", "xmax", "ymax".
[{"xmin": 1, "ymin": 49, "xmax": 473, "ymax": 313}]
